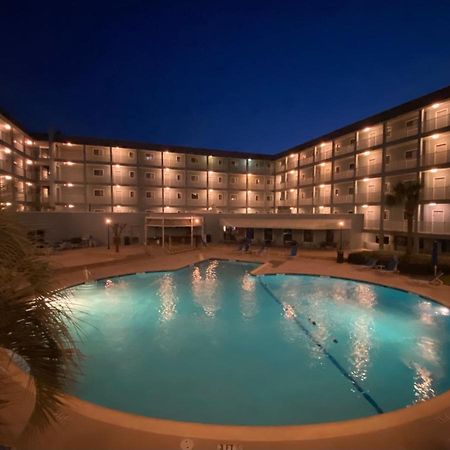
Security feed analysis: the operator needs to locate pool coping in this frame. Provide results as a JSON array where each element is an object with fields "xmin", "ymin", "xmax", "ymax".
[{"xmin": 13, "ymin": 252, "xmax": 450, "ymax": 449}]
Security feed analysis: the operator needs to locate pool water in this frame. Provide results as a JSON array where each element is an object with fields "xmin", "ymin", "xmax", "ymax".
[{"xmin": 68, "ymin": 260, "xmax": 450, "ymax": 425}]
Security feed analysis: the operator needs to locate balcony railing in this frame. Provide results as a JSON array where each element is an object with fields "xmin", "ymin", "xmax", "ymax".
[
  {"xmin": 299, "ymin": 197, "xmax": 313, "ymax": 205},
  {"xmin": 299, "ymin": 176, "xmax": 313, "ymax": 185},
  {"xmin": 299, "ymin": 155, "xmax": 314, "ymax": 166},
  {"xmin": 385, "ymin": 126, "xmax": 418, "ymax": 142},
  {"xmin": 313, "ymin": 195, "xmax": 331, "ymax": 205},
  {"xmin": 316, "ymin": 149, "xmax": 332, "ymax": 161},
  {"xmin": 335, "ymin": 143, "xmax": 355, "ymax": 155},
  {"xmin": 356, "ymin": 163, "xmax": 381, "ymax": 176},
  {"xmin": 315, "ymin": 172, "xmax": 332, "ymax": 182},
  {"xmin": 423, "ymin": 113, "xmax": 450, "ymax": 132},
  {"xmin": 357, "ymin": 134, "xmax": 383, "ymax": 150},
  {"xmin": 385, "ymin": 159, "xmax": 417, "ymax": 172},
  {"xmin": 422, "ymin": 186, "xmax": 450, "ymax": 201},
  {"xmin": 355, "ymin": 192, "xmax": 380, "ymax": 203},
  {"xmin": 383, "ymin": 220, "xmax": 407, "ymax": 232},
  {"xmin": 422, "ymin": 149, "xmax": 450, "ymax": 166},
  {"xmin": 333, "ymin": 194, "xmax": 353, "ymax": 204},
  {"xmin": 418, "ymin": 221, "xmax": 450, "ymax": 234},
  {"xmin": 334, "ymin": 169, "xmax": 354, "ymax": 180},
  {"xmin": 364, "ymin": 220, "xmax": 379, "ymax": 230}
]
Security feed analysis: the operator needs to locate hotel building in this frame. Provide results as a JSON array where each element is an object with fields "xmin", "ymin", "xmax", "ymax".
[{"xmin": 0, "ymin": 85, "xmax": 449, "ymax": 251}]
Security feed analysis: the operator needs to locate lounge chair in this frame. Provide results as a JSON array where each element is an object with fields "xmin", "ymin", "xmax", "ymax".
[{"xmin": 414, "ymin": 272, "xmax": 444, "ymax": 286}]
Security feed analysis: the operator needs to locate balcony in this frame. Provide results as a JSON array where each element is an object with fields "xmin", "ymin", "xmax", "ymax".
[
  {"xmin": 385, "ymin": 159, "xmax": 417, "ymax": 172},
  {"xmin": 355, "ymin": 192, "xmax": 380, "ymax": 203},
  {"xmin": 313, "ymin": 195, "xmax": 331, "ymax": 205},
  {"xmin": 334, "ymin": 169, "xmax": 354, "ymax": 180},
  {"xmin": 316, "ymin": 149, "xmax": 332, "ymax": 161},
  {"xmin": 422, "ymin": 186, "xmax": 450, "ymax": 201},
  {"xmin": 357, "ymin": 134, "xmax": 383, "ymax": 150},
  {"xmin": 356, "ymin": 163, "xmax": 381, "ymax": 177},
  {"xmin": 299, "ymin": 176, "xmax": 313, "ymax": 185},
  {"xmin": 335, "ymin": 143, "xmax": 355, "ymax": 155},
  {"xmin": 364, "ymin": 220, "xmax": 379, "ymax": 230},
  {"xmin": 423, "ymin": 113, "xmax": 450, "ymax": 132},
  {"xmin": 299, "ymin": 155, "xmax": 314, "ymax": 166},
  {"xmin": 299, "ymin": 196, "xmax": 313, "ymax": 205},
  {"xmin": 386, "ymin": 125, "xmax": 418, "ymax": 142},
  {"xmin": 315, "ymin": 172, "xmax": 332, "ymax": 183},
  {"xmin": 422, "ymin": 149, "xmax": 450, "ymax": 166},
  {"xmin": 418, "ymin": 221, "xmax": 450, "ymax": 234},
  {"xmin": 333, "ymin": 194, "xmax": 353, "ymax": 204},
  {"xmin": 383, "ymin": 220, "xmax": 407, "ymax": 232}
]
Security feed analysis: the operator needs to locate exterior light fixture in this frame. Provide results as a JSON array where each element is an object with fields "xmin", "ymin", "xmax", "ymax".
[
  {"xmin": 4, "ymin": 124, "xmax": 11, "ymax": 130},
  {"xmin": 430, "ymin": 168, "xmax": 438, "ymax": 173},
  {"xmin": 318, "ymin": 205, "xmax": 324, "ymax": 209},
  {"xmin": 320, "ymin": 143, "xmax": 326, "ymax": 147},
  {"xmin": 66, "ymin": 161, "xmax": 74, "ymax": 166},
  {"xmin": 362, "ymin": 204, "xmax": 368, "ymax": 208},
  {"xmin": 363, "ymin": 178, "xmax": 369, "ymax": 181},
  {"xmin": 115, "ymin": 164, "xmax": 120, "ymax": 167},
  {"xmin": 432, "ymin": 103, "xmax": 440, "ymax": 109},
  {"xmin": 5, "ymin": 202, "xmax": 11, "ymax": 206},
  {"xmin": 363, "ymin": 151, "xmax": 370, "ymax": 156},
  {"xmin": 5, "ymin": 175, "xmax": 12, "ymax": 180},
  {"xmin": 338, "ymin": 221, "xmax": 344, "ymax": 227},
  {"xmin": 68, "ymin": 204, "xmax": 75, "ymax": 208},
  {"xmin": 26, "ymin": 182, "xmax": 32, "ymax": 186},
  {"xmin": 431, "ymin": 134, "xmax": 440, "ymax": 140},
  {"xmin": 290, "ymin": 189, "xmax": 295, "ymax": 192},
  {"xmin": 66, "ymin": 142, "xmax": 72, "ymax": 146},
  {"xmin": 429, "ymin": 202, "xmax": 437, "ymax": 206},
  {"xmin": 4, "ymin": 148, "xmax": 11, "ymax": 154},
  {"xmin": 26, "ymin": 160, "xmax": 33, "ymax": 165},
  {"xmin": 115, "ymin": 184, "xmax": 121, "ymax": 188},
  {"xmin": 319, "ymin": 184, "xmax": 325, "ymax": 188},
  {"xmin": 320, "ymin": 162, "xmax": 325, "ymax": 167},
  {"xmin": 290, "ymin": 154, "xmax": 296, "ymax": 158},
  {"xmin": 67, "ymin": 183, "xmax": 73, "ymax": 187},
  {"xmin": 363, "ymin": 127, "xmax": 371, "ymax": 132},
  {"xmin": 25, "ymin": 139, "xmax": 33, "ymax": 145}
]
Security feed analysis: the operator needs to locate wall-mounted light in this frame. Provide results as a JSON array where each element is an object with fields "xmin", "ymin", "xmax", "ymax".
[
  {"xmin": 363, "ymin": 151, "xmax": 370, "ymax": 156},
  {"xmin": 362, "ymin": 204, "xmax": 368, "ymax": 208},
  {"xmin": 67, "ymin": 183, "xmax": 73, "ymax": 187},
  {"xmin": 4, "ymin": 124, "xmax": 12, "ymax": 130},
  {"xmin": 5, "ymin": 202, "xmax": 11, "ymax": 206},
  {"xmin": 26, "ymin": 160, "xmax": 33, "ymax": 165},
  {"xmin": 429, "ymin": 202, "xmax": 437, "ymax": 206},
  {"xmin": 66, "ymin": 142, "xmax": 72, "ymax": 146},
  {"xmin": 363, "ymin": 127, "xmax": 371, "ymax": 132},
  {"xmin": 431, "ymin": 134, "xmax": 440, "ymax": 140},
  {"xmin": 25, "ymin": 139, "xmax": 33, "ymax": 145},
  {"xmin": 4, "ymin": 148, "xmax": 11, "ymax": 154},
  {"xmin": 430, "ymin": 168, "xmax": 438, "ymax": 173},
  {"xmin": 363, "ymin": 177, "xmax": 369, "ymax": 182},
  {"xmin": 5, "ymin": 175, "xmax": 12, "ymax": 180},
  {"xmin": 432, "ymin": 103, "xmax": 440, "ymax": 109},
  {"xmin": 68, "ymin": 204, "xmax": 75, "ymax": 208}
]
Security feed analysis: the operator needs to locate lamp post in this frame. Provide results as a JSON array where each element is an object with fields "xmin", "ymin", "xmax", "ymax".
[
  {"xmin": 105, "ymin": 218, "xmax": 111, "ymax": 249},
  {"xmin": 337, "ymin": 221, "xmax": 344, "ymax": 263}
]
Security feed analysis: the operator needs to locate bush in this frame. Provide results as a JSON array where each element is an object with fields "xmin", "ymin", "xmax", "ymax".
[{"xmin": 347, "ymin": 251, "xmax": 372, "ymax": 265}]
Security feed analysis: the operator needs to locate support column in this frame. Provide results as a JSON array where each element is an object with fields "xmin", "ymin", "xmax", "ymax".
[
  {"xmin": 190, "ymin": 216, "xmax": 194, "ymax": 247},
  {"xmin": 109, "ymin": 146, "xmax": 114, "ymax": 213},
  {"xmin": 378, "ymin": 123, "xmax": 388, "ymax": 249}
]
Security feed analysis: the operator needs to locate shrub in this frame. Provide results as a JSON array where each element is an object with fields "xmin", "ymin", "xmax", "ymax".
[{"xmin": 347, "ymin": 251, "xmax": 372, "ymax": 265}]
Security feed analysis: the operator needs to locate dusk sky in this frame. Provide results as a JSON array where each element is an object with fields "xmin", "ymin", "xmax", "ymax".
[{"xmin": 2, "ymin": 0, "xmax": 450, "ymax": 154}]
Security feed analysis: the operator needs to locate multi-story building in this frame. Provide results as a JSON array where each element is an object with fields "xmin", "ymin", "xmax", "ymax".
[{"xmin": 1, "ymin": 85, "xmax": 450, "ymax": 251}]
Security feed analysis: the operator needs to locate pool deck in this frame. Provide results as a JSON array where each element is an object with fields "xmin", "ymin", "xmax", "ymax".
[{"xmin": 10, "ymin": 244, "xmax": 450, "ymax": 450}]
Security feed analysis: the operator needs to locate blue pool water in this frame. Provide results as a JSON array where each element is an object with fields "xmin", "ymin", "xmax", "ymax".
[{"xmin": 68, "ymin": 260, "xmax": 450, "ymax": 425}]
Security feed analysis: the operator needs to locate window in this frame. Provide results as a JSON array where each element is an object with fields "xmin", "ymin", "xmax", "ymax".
[
  {"xmin": 145, "ymin": 172, "xmax": 155, "ymax": 179},
  {"xmin": 93, "ymin": 169, "xmax": 104, "ymax": 176},
  {"xmin": 348, "ymin": 187, "xmax": 354, "ymax": 195},
  {"xmin": 129, "ymin": 191, "xmax": 135, "ymax": 198},
  {"xmin": 177, "ymin": 174, "xmax": 181, "ymax": 181},
  {"xmin": 129, "ymin": 171, "xmax": 135, "ymax": 178},
  {"xmin": 280, "ymin": 192, "xmax": 285, "ymax": 200},
  {"xmin": 383, "ymin": 209, "xmax": 389, "ymax": 220},
  {"xmin": 176, "ymin": 156, "xmax": 181, "ymax": 162},
  {"xmin": 218, "ymin": 176, "xmax": 222, "ymax": 183},
  {"xmin": 128, "ymin": 151, "xmax": 134, "ymax": 158},
  {"xmin": 191, "ymin": 175, "xmax": 199, "ymax": 182},
  {"xmin": 191, "ymin": 193, "xmax": 199, "ymax": 200},
  {"xmin": 301, "ymin": 191, "xmax": 305, "ymax": 198},
  {"xmin": 385, "ymin": 154, "xmax": 391, "ymax": 164},
  {"xmin": 218, "ymin": 194, "xmax": 223, "ymax": 200},
  {"xmin": 231, "ymin": 161, "xmax": 236, "ymax": 166},
  {"xmin": 335, "ymin": 143, "xmax": 341, "ymax": 151},
  {"xmin": 93, "ymin": 148, "xmax": 103, "ymax": 156},
  {"xmin": 218, "ymin": 160, "xmax": 222, "ymax": 165},
  {"xmin": 385, "ymin": 126, "xmax": 392, "ymax": 137},
  {"xmin": 350, "ymin": 138, "xmax": 356, "ymax": 145},
  {"xmin": 230, "ymin": 194, "xmax": 237, "ymax": 201},
  {"xmin": 349, "ymin": 163, "xmax": 355, "ymax": 170},
  {"xmin": 335, "ymin": 188, "xmax": 339, "ymax": 196},
  {"xmin": 191, "ymin": 157, "xmax": 198, "ymax": 163},
  {"xmin": 266, "ymin": 195, "xmax": 272, "ymax": 201},
  {"xmin": 230, "ymin": 176, "xmax": 236, "ymax": 184},
  {"xmin": 255, "ymin": 195, "xmax": 259, "ymax": 201},
  {"xmin": 146, "ymin": 191, "xmax": 152, "ymax": 198},
  {"xmin": 406, "ymin": 119, "xmax": 417, "ymax": 128},
  {"xmin": 255, "ymin": 178, "xmax": 260, "ymax": 184},
  {"xmin": 335, "ymin": 166, "xmax": 340, "ymax": 173},
  {"xmin": 177, "ymin": 192, "xmax": 182, "ymax": 199},
  {"xmin": 267, "ymin": 179, "xmax": 271, "ymax": 184},
  {"xmin": 93, "ymin": 189, "xmax": 104, "ymax": 197},
  {"xmin": 405, "ymin": 150, "xmax": 414, "ymax": 159},
  {"xmin": 145, "ymin": 152, "xmax": 154, "ymax": 160}
]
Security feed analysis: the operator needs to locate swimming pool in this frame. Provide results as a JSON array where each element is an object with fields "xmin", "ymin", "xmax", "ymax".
[{"xmin": 69, "ymin": 259, "xmax": 450, "ymax": 426}]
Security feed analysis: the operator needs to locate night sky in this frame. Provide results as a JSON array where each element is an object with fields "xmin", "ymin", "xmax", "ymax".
[{"xmin": 2, "ymin": 0, "xmax": 450, "ymax": 154}]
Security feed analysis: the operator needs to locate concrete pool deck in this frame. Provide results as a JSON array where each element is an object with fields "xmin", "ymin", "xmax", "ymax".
[{"xmin": 10, "ymin": 245, "xmax": 450, "ymax": 450}]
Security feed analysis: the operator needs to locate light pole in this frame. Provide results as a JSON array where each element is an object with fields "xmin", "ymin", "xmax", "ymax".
[
  {"xmin": 337, "ymin": 221, "xmax": 344, "ymax": 263},
  {"xmin": 105, "ymin": 218, "xmax": 111, "ymax": 249}
]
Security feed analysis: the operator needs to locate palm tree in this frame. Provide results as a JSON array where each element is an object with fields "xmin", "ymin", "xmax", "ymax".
[
  {"xmin": 0, "ymin": 212, "xmax": 80, "ymax": 442},
  {"xmin": 385, "ymin": 181, "xmax": 423, "ymax": 255}
]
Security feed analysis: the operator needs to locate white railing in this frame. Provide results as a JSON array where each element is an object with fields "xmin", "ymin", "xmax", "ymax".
[
  {"xmin": 315, "ymin": 172, "xmax": 332, "ymax": 182},
  {"xmin": 423, "ymin": 114, "xmax": 450, "ymax": 132},
  {"xmin": 357, "ymin": 134, "xmax": 383, "ymax": 150},
  {"xmin": 422, "ymin": 149, "xmax": 450, "ymax": 166},
  {"xmin": 386, "ymin": 126, "xmax": 418, "ymax": 142},
  {"xmin": 333, "ymin": 194, "xmax": 353, "ymax": 204},
  {"xmin": 299, "ymin": 197, "xmax": 313, "ymax": 205},
  {"xmin": 422, "ymin": 186, "xmax": 450, "ymax": 200},
  {"xmin": 356, "ymin": 163, "xmax": 381, "ymax": 176},
  {"xmin": 418, "ymin": 221, "xmax": 450, "ymax": 234},
  {"xmin": 385, "ymin": 159, "xmax": 417, "ymax": 172},
  {"xmin": 334, "ymin": 169, "xmax": 354, "ymax": 180},
  {"xmin": 313, "ymin": 195, "xmax": 331, "ymax": 205},
  {"xmin": 356, "ymin": 192, "xmax": 380, "ymax": 203}
]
